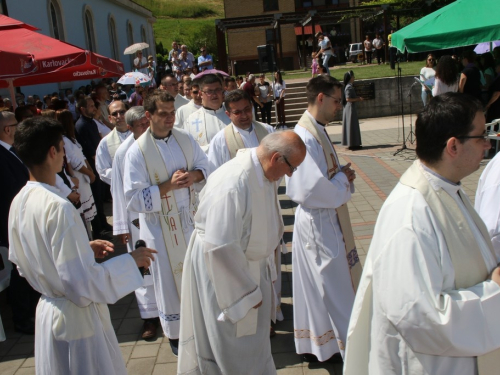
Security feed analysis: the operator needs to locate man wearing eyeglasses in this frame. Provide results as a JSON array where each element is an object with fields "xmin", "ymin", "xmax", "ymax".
[
  {"xmin": 178, "ymin": 131, "xmax": 306, "ymax": 375},
  {"xmin": 197, "ymin": 47, "xmax": 213, "ymax": 71},
  {"xmin": 185, "ymin": 74, "xmax": 231, "ymax": 153},
  {"xmin": 345, "ymin": 93, "xmax": 500, "ymax": 375},
  {"xmin": 124, "ymin": 90, "xmax": 209, "ymax": 356},
  {"xmin": 208, "ymin": 89, "xmax": 273, "ymax": 171},
  {"xmin": 286, "ymin": 75, "xmax": 360, "ymax": 364},
  {"xmin": 160, "ymin": 73, "xmax": 189, "ymax": 110},
  {"xmin": 95, "ymin": 101, "xmax": 131, "ymax": 186},
  {"xmin": 0, "ymin": 111, "xmax": 39, "ymax": 335},
  {"xmin": 175, "ymin": 81, "xmax": 203, "ymax": 129}
]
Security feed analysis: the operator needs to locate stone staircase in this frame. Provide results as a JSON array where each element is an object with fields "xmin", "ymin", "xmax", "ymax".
[{"xmin": 267, "ymin": 80, "xmax": 308, "ymax": 126}]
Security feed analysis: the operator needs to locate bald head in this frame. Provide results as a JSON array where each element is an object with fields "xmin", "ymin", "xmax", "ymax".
[{"xmin": 257, "ymin": 130, "xmax": 306, "ymax": 181}]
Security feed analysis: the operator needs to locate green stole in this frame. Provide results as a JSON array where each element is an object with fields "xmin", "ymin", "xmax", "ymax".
[
  {"xmin": 137, "ymin": 127, "xmax": 196, "ymax": 299},
  {"xmin": 296, "ymin": 112, "xmax": 362, "ymax": 292}
]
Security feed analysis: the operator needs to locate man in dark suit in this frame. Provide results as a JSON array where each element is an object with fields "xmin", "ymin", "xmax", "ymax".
[
  {"xmin": 0, "ymin": 111, "xmax": 39, "ymax": 334},
  {"xmin": 75, "ymin": 98, "xmax": 112, "ymax": 239}
]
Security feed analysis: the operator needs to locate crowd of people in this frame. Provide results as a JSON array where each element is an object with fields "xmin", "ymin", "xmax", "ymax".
[
  {"xmin": 420, "ymin": 48, "xmax": 500, "ymax": 122},
  {"xmin": 4, "ymin": 40, "xmax": 500, "ymax": 375}
]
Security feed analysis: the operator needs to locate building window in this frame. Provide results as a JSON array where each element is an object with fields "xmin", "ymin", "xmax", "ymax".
[
  {"xmin": 127, "ymin": 21, "xmax": 134, "ymax": 67},
  {"xmin": 109, "ymin": 16, "xmax": 119, "ymax": 60},
  {"xmin": 141, "ymin": 25, "xmax": 148, "ymax": 55},
  {"xmin": 48, "ymin": 0, "xmax": 65, "ymax": 41},
  {"xmin": 263, "ymin": 0, "xmax": 279, "ymax": 12},
  {"xmin": 84, "ymin": 9, "xmax": 96, "ymax": 52}
]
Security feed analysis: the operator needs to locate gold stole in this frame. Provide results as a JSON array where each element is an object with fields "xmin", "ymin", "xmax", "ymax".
[
  {"xmin": 233, "ymin": 149, "xmax": 284, "ymax": 337},
  {"xmin": 137, "ymin": 127, "xmax": 196, "ymax": 298},
  {"xmin": 400, "ymin": 161, "xmax": 500, "ymax": 374},
  {"xmin": 223, "ymin": 121, "xmax": 270, "ymax": 159},
  {"xmin": 106, "ymin": 128, "xmax": 123, "ymax": 160},
  {"xmin": 296, "ymin": 112, "xmax": 362, "ymax": 292}
]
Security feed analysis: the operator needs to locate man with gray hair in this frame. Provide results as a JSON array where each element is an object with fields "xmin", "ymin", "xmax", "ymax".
[
  {"xmin": 111, "ymin": 106, "xmax": 160, "ymax": 340},
  {"xmin": 178, "ymin": 130, "xmax": 306, "ymax": 374}
]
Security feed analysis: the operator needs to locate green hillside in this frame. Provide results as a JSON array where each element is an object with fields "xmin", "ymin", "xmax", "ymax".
[{"xmin": 134, "ymin": 0, "xmax": 224, "ymax": 58}]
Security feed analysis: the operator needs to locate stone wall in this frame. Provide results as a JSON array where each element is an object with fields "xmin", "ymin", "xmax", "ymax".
[{"xmin": 349, "ymin": 75, "xmax": 425, "ymax": 119}]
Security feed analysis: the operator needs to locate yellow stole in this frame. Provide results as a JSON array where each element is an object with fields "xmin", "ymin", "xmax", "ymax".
[
  {"xmin": 137, "ymin": 127, "xmax": 196, "ymax": 298},
  {"xmin": 296, "ymin": 112, "xmax": 362, "ymax": 292},
  {"xmin": 223, "ymin": 121, "xmax": 270, "ymax": 159}
]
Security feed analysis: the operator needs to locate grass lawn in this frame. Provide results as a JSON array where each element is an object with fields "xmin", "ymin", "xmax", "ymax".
[
  {"xmin": 153, "ymin": 18, "xmax": 217, "ymax": 47},
  {"xmin": 284, "ymin": 61, "xmax": 424, "ymax": 81}
]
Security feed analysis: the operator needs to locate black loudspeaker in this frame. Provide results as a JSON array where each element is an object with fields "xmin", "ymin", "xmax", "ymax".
[{"xmin": 257, "ymin": 44, "xmax": 276, "ymax": 73}]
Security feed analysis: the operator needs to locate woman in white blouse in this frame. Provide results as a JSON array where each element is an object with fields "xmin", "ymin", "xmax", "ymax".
[{"xmin": 432, "ymin": 55, "xmax": 459, "ymax": 97}]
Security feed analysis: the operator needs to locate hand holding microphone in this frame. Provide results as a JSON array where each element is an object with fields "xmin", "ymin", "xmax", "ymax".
[{"xmin": 131, "ymin": 239, "xmax": 157, "ymax": 277}]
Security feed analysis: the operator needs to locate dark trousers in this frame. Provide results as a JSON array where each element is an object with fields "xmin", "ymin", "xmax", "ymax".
[
  {"xmin": 390, "ymin": 47, "xmax": 397, "ymax": 69},
  {"xmin": 376, "ymin": 49, "xmax": 385, "ymax": 64},
  {"xmin": 89, "ymin": 160, "xmax": 107, "ymax": 235},
  {"xmin": 260, "ymin": 101, "xmax": 272, "ymax": 125},
  {"xmin": 8, "ymin": 266, "xmax": 40, "ymax": 325},
  {"xmin": 365, "ymin": 51, "xmax": 373, "ymax": 64},
  {"xmin": 253, "ymin": 102, "xmax": 260, "ymax": 122},
  {"xmin": 276, "ymin": 98, "xmax": 286, "ymax": 125}
]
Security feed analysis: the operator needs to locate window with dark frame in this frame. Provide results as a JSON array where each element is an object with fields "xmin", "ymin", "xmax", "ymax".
[{"xmin": 263, "ymin": 0, "xmax": 279, "ymax": 12}]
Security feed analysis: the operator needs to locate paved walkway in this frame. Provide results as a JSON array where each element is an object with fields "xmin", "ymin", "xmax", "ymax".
[{"xmin": 0, "ymin": 115, "xmax": 492, "ymax": 375}]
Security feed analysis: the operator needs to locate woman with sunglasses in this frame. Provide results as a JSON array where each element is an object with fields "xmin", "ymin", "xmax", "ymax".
[{"xmin": 420, "ymin": 54, "xmax": 436, "ymax": 106}]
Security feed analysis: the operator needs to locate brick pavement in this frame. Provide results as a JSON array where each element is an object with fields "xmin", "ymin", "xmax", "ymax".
[{"xmin": 0, "ymin": 115, "xmax": 493, "ymax": 375}]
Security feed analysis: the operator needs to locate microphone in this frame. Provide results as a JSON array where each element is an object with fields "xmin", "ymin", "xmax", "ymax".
[{"xmin": 135, "ymin": 239, "xmax": 150, "ymax": 277}]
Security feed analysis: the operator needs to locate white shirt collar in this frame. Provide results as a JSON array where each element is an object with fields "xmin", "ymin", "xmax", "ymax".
[
  {"xmin": 0, "ymin": 139, "xmax": 12, "ymax": 151},
  {"xmin": 418, "ymin": 160, "xmax": 461, "ymax": 196}
]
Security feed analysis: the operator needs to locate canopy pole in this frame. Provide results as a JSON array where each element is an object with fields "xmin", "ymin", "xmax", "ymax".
[{"xmin": 8, "ymin": 79, "xmax": 16, "ymax": 110}]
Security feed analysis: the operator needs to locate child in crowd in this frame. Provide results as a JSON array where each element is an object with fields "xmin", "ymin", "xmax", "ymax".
[{"xmin": 311, "ymin": 52, "xmax": 319, "ymax": 77}]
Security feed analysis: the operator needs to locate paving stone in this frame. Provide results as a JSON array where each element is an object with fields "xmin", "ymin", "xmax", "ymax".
[
  {"xmin": 0, "ymin": 358, "xmax": 24, "ymax": 375},
  {"xmin": 152, "ymin": 363, "xmax": 178, "ymax": 374},
  {"xmin": 120, "ymin": 345, "xmax": 133, "ymax": 363},
  {"xmin": 126, "ymin": 358, "xmax": 156, "ymax": 375},
  {"xmin": 130, "ymin": 343, "xmax": 160, "ymax": 359},
  {"xmin": 156, "ymin": 343, "xmax": 178, "ymax": 364},
  {"xmin": 14, "ymin": 367, "xmax": 36, "ymax": 375}
]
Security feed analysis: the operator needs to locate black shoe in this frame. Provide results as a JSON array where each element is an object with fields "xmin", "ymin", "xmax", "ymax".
[
  {"xmin": 327, "ymin": 353, "xmax": 344, "ymax": 363},
  {"xmin": 14, "ymin": 321, "xmax": 35, "ymax": 335},
  {"xmin": 102, "ymin": 223, "xmax": 113, "ymax": 232},
  {"xmin": 93, "ymin": 230, "xmax": 113, "ymax": 241},
  {"xmin": 302, "ymin": 353, "xmax": 319, "ymax": 362},
  {"xmin": 169, "ymin": 338, "xmax": 179, "ymax": 357}
]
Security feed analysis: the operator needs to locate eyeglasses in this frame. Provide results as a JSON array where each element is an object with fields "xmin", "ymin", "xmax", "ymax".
[
  {"xmin": 455, "ymin": 134, "xmax": 489, "ymax": 141},
  {"xmin": 202, "ymin": 89, "xmax": 223, "ymax": 96},
  {"xmin": 111, "ymin": 110, "xmax": 126, "ymax": 117},
  {"xmin": 323, "ymin": 93, "xmax": 342, "ymax": 105},
  {"xmin": 191, "ymin": 90, "xmax": 199, "ymax": 94},
  {"xmin": 229, "ymin": 106, "xmax": 252, "ymax": 116},
  {"xmin": 282, "ymin": 155, "xmax": 298, "ymax": 173}
]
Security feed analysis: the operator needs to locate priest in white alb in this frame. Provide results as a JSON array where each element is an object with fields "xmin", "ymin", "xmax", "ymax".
[
  {"xmin": 8, "ymin": 116, "xmax": 156, "ymax": 375},
  {"xmin": 344, "ymin": 93, "xmax": 500, "ymax": 375},
  {"xmin": 123, "ymin": 90, "xmax": 209, "ymax": 356},
  {"xmin": 111, "ymin": 106, "xmax": 160, "ymax": 340},
  {"xmin": 95, "ymin": 100, "xmax": 130, "ymax": 185},
  {"xmin": 475, "ymin": 145, "xmax": 500, "ymax": 259},
  {"xmin": 207, "ymin": 90, "xmax": 285, "ymax": 326},
  {"xmin": 286, "ymin": 75, "xmax": 361, "ymax": 363},
  {"xmin": 185, "ymin": 74, "xmax": 231, "ymax": 153},
  {"xmin": 178, "ymin": 131, "xmax": 306, "ymax": 375},
  {"xmin": 174, "ymin": 81, "xmax": 202, "ymax": 129},
  {"xmin": 160, "ymin": 73, "xmax": 189, "ymax": 110}
]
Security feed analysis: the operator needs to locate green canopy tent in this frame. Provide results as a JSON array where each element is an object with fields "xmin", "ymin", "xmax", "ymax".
[{"xmin": 391, "ymin": 0, "xmax": 500, "ymax": 53}]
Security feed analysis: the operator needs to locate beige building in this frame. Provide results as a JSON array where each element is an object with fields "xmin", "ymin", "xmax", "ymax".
[{"xmin": 221, "ymin": 0, "xmax": 362, "ymax": 75}]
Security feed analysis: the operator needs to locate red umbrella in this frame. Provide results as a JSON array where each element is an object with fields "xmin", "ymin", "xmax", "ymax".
[{"xmin": 0, "ymin": 15, "xmax": 124, "ymax": 103}]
